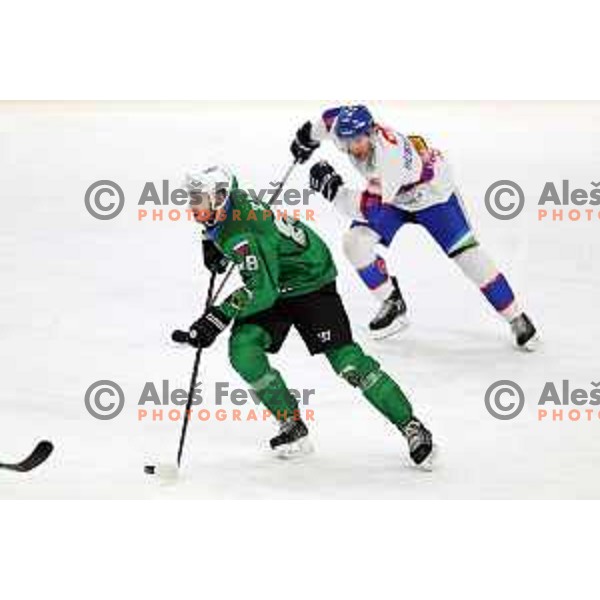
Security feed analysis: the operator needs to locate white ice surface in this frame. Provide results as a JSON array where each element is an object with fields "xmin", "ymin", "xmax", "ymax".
[{"xmin": 2, "ymin": 102, "xmax": 600, "ymax": 499}]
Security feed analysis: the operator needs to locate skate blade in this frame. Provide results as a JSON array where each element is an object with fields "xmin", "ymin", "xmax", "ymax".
[
  {"xmin": 273, "ymin": 437, "xmax": 314, "ymax": 460},
  {"xmin": 370, "ymin": 316, "xmax": 410, "ymax": 341},
  {"xmin": 517, "ymin": 333, "xmax": 541, "ymax": 353}
]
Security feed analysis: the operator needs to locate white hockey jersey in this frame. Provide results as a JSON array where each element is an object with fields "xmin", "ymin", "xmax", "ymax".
[{"xmin": 311, "ymin": 110, "xmax": 455, "ymax": 218}]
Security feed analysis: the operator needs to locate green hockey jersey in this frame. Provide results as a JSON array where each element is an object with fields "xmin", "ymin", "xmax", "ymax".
[{"xmin": 208, "ymin": 188, "xmax": 337, "ymax": 320}]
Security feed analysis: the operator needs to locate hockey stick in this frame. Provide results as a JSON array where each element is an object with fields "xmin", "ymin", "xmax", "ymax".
[
  {"xmin": 176, "ymin": 270, "xmax": 218, "ymax": 467},
  {"xmin": 0, "ymin": 440, "xmax": 54, "ymax": 472},
  {"xmin": 174, "ymin": 160, "xmax": 298, "ymax": 468}
]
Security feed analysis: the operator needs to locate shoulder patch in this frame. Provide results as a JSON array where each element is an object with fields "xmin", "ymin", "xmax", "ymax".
[
  {"xmin": 232, "ymin": 240, "xmax": 251, "ymax": 257},
  {"xmin": 408, "ymin": 135, "xmax": 429, "ymax": 155}
]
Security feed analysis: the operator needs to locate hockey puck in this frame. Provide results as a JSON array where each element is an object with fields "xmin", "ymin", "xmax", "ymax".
[{"xmin": 144, "ymin": 464, "xmax": 156, "ymax": 475}]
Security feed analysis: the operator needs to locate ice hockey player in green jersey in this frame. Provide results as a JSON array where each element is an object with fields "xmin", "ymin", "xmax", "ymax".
[{"xmin": 173, "ymin": 164, "xmax": 434, "ymax": 466}]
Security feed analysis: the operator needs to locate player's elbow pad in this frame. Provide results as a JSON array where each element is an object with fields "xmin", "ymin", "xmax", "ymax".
[{"xmin": 220, "ymin": 288, "xmax": 254, "ymax": 319}]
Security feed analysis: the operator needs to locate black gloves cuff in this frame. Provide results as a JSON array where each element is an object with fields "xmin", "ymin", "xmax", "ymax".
[
  {"xmin": 204, "ymin": 307, "xmax": 230, "ymax": 332},
  {"xmin": 188, "ymin": 307, "xmax": 231, "ymax": 348}
]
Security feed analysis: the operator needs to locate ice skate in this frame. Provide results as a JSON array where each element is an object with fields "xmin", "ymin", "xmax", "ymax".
[
  {"xmin": 369, "ymin": 277, "xmax": 408, "ymax": 339},
  {"xmin": 510, "ymin": 312, "xmax": 539, "ymax": 351},
  {"xmin": 269, "ymin": 418, "xmax": 313, "ymax": 458},
  {"xmin": 398, "ymin": 417, "xmax": 434, "ymax": 468}
]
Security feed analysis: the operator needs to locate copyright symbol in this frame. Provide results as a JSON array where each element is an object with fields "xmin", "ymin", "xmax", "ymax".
[
  {"xmin": 84, "ymin": 180, "xmax": 125, "ymax": 220},
  {"xmin": 485, "ymin": 180, "xmax": 525, "ymax": 220},
  {"xmin": 85, "ymin": 380, "xmax": 125, "ymax": 420},
  {"xmin": 484, "ymin": 380, "xmax": 525, "ymax": 420}
]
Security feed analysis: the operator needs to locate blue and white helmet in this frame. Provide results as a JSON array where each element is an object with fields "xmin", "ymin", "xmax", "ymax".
[{"xmin": 334, "ymin": 105, "xmax": 374, "ymax": 140}]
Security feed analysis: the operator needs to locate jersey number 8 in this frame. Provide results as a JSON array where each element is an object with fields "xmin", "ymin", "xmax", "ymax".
[{"xmin": 243, "ymin": 255, "xmax": 260, "ymax": 271}]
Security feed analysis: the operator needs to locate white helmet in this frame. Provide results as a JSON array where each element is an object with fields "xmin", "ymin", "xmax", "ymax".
[{"xmin": 182, "ymin": 164, "xmax": 238, "ymax": 215}]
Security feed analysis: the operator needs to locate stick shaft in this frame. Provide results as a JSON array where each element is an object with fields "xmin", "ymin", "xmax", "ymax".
[{"xmin": 176, "ymin": 271, "xmax": 217, "ymax": 467}]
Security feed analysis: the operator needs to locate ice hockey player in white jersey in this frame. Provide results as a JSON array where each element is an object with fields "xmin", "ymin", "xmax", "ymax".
[{"xmin": 290, "ymin": 105, "xmax": 538, "ymax": 349}]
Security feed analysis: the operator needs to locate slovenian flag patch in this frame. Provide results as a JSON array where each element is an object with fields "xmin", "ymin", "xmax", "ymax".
[{"xmin": 232, "ymin": 240, "xmax": 251, "ymax": 257}]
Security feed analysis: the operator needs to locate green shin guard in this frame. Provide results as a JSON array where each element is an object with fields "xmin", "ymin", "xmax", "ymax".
[
  {"xmin": 229, "ymin": 324, "xmax": 298, "ymax": 420},
  {"xmin": 250, "ymin": 368, "xmax": 299, "ymax": 420},
  {"xmin": 326, "ymin": 343, "xmax": 413, "ymax": 426}
]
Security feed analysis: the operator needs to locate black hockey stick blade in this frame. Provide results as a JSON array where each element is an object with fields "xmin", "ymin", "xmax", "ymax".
[{"xmin": 0, "ymin": 440, "xmax": 54, "ymax": 472}]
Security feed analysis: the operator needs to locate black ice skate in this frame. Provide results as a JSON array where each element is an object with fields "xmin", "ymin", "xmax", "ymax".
[
  {"xmin": 510, "ymin": 312, "xmax": 539, "ymax": 351},
  {"xmin": 369, "ymin": 277, "xmax": 408, "ymax": 339},
  {"xmin": 398, "ymin": 417, "xmax": 434, "ymax": 468},
  {"xmin": 269, "ymin": 418, "xmax": 313, "ymax": 458}
]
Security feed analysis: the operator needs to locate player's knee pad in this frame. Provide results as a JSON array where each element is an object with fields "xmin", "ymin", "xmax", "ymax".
[
  {"xmin": 342, "ymin": 226, "xmax": 379, "ymax": 268},
  {"xmin": 228, "ymin": 324, "xmax": 271, "ymax": 384},
  {"xmin": 326, "ymin": 343, "xmax": 383, "ymax": 391}
]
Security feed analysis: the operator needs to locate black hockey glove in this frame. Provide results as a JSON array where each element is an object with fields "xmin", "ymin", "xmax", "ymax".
[
  {"xmin": 189, "ymin": 307, "xmax": 231, "ymax": 349},
  {"xmin": 202, "ymin": 239, "xmax": 229, "ymax": 274},
  {"xmin": 290, "ymin": 121, "xmax": 320, "ymax": 164},
  {"xmin": 309, "ymin": 161, "xmax": 343, "ymax": 201}
]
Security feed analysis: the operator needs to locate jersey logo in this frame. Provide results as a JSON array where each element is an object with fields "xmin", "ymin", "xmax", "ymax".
[{"xmin": 316, "ymin": 330, "xmax": 332, "ymax": 343}]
